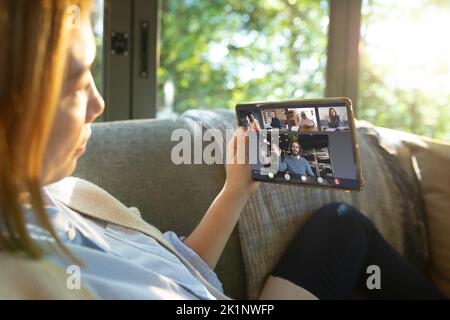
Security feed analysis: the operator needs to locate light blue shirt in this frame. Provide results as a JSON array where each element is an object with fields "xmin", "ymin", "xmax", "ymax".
[{"xmin": 24, "ymin": 188, "xmax": 224, "ymax": 300}]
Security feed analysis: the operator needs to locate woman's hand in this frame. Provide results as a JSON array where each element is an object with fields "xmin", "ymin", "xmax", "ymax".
[
  {"xmin": 223, "ymin": 127, "xmax": 261, "ymax": 199},
  {"xmin": 271, "ymin": 143, "xmax": 282, "ymax": 158}
]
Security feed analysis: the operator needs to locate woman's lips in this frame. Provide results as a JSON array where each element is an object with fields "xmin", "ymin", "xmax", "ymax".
[
  {"xmin": 74, "ymin": 143, "xmax": 87, "ymax": 157},
  {"xmin": 74, "ymin": 131, "xmax": 91, "ymax": 157}
]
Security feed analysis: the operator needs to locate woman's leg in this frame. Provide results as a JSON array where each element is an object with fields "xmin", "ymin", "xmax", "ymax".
[{"xmin": 271, "ymin": 202, "xmax": 445, "ymax": 300}]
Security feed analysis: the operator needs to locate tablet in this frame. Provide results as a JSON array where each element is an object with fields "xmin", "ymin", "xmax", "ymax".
[{"xmin": 235, "ymin": 98, "xmax": 364, "ymax": 191}]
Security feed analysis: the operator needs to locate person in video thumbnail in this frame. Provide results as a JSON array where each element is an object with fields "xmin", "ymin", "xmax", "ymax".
[
  {"xmin": 298, "ymin": 111, "xmax": 316, "ymax": 132},
  {"xmin": 246, "ymin": 112, "xmax": 262, "ymax": 132},
  {"xmin": 270, "ymin": 114, "xmax": 282, "ymax": 129},
  {"xmin": 274, "ymin": 141, "xmax": 314, "ymax": 177},
  {"xmin": 328, "ymin": 108, "xmax": 344, "ymax": 128}
]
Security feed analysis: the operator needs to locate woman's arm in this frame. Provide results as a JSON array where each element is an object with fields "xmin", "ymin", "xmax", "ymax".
[
  {"xmin": 183, "ymin": 127, "xmax": 260, "ymax": 269},
  {"xmin": 255, "ymin": 119, "xmax": 262, "ymax": 131},
  {"xmin": 301, "ymin": 119, "xmax": 315, "ymax": 128}
]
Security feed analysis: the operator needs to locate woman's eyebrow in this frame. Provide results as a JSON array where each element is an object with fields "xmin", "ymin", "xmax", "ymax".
[{"xmin": 68, "ymin": 58, "xmax": 95, "ymax": 81}]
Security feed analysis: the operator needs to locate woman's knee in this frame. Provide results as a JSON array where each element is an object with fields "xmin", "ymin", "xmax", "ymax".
[{"xmin": 311, "ymin": 202, "xmax": 373, "ymax": 232}]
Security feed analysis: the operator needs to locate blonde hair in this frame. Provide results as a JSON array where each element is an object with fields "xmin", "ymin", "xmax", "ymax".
[{"xmin": 0, "ymin": 0, "xmax": 92, "ymax": 258}]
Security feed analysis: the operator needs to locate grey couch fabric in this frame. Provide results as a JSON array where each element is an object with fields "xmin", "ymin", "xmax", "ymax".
[
  {"xmin": 237, "ymin": 125, "xmax": 429, "ymax": 299},
  {"xmin": 73, "ymin": 115, "xmax": 247, "ymax": 299},
  {"xmin": 173, "ymin": 110, "xmax": 428, "ymax": 299},
  {"xmin": 73, "ymin": 109, "xmax": 428, "ymax": 300}
]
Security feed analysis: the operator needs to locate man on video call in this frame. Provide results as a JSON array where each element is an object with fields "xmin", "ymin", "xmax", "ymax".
[{"xmin": 273, "ymin": 141, "xmax": 315, "ymax": 177}]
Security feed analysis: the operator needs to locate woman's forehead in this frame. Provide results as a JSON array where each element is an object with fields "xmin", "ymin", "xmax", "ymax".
[{"xmin": 67, "ymin": 21, "xmax": 96, "ymax": 78}]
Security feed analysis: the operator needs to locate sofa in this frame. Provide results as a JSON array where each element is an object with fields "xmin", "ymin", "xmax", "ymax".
[{"xmin": 73, "ymin": 109, "xmax": 450, "ymax": 299}]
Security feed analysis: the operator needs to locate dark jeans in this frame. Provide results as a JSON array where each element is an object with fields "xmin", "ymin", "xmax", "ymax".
[{"xmin": 272, "ymin": 203, "xmax": 446, "ymax": 300}]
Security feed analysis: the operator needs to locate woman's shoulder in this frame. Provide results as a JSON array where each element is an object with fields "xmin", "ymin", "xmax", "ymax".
[{"xmin": 0, "ymin": 251, "xmax": 95, "ymax": 299}]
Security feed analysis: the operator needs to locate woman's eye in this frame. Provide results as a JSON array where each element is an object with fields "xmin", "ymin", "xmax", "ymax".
[
  {"xmin": 70, "ymin": 91, "xmax": 86, "ymax": 107},
  {"xmin": 72, "ymin": 84, "xmax": 90, "ymax": 102},
  {"xmin": 76, "ymin": 80, "xmax": 90, "ymax": 92}
]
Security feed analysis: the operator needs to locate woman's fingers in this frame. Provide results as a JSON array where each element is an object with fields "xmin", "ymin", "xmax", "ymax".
[{"xmin": 227, "ymin": 127, "xmax": 250, "ymax": 164}]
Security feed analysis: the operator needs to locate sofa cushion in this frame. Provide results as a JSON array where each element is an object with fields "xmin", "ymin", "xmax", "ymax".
[
  {"xmin": 73, "ymin": 118, "xmax": 246, "ymax": 299},
  {"xmin": 404, "ymin": 137, "xmax": 450, "ymax": 297},
  {"xmin": 179, "ymin": 111, "xmax": 429, "ymax": 300},
  {"xmin": 371, "ymin": 127, "xmax": 450, "ymax": 297},
  {"xmin": 238, "ymin": 122, "xmax": 429, "ymax": 299},
  {"xmin": 73, "ymin": 110, "xmax": 433, "ymax": 300}
]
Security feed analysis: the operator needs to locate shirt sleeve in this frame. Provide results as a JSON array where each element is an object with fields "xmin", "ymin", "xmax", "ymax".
[
  {"xmin": 163, "ymin": 231, "xmax": 224, "ymax": 293},
  {"xmin": 278, "ymin": 157, "xmax": 287, "ymax": 172},
  {"xmin": 306, "ymin": 161, "xmax": 314, "ymax": 176}
]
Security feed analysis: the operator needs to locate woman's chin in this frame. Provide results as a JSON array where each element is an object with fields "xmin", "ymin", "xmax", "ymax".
[{"xmin": 42, "ymin": 159, "xmax": 78, "ymax": 186}]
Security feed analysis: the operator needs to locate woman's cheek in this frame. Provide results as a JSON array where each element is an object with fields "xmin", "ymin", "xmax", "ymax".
[
  {"xmin": 69, "ymin": 104, "xmax": 88, "ymax": 148},
  {"xmin": 55, "ymin": 94, "xmax": 88, "ymax": 150}
]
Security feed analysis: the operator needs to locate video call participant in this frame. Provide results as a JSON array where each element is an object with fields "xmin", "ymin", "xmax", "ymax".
[
  {"xmin": 270, "ymin": 114, "xmax": 282, "ymax": 129},
  {"xmin": 328, "ymin": 108, "xmax": 344, "ymax": 128},
  {"xmin": 246, "ymin": 112, "xmax": 262, "ymax": 132},
  {"xmin": 298, "ymin": 111, "xmax": 316, "ymax": 132},
  {"xmin": 273, "ymin": 141, "xmax": 314, "ymax": 177}
]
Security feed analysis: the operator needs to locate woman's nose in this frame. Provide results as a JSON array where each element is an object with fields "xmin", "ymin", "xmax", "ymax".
[
  {"xmin": 86, "ymin": 77, "xmax": 105, "ymax": 123},
  {"xmin": 91, "ymin": 93, "xmax": 105, "ymax": 121}
]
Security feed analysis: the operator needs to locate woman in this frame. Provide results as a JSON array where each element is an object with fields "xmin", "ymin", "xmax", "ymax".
[
  {"xmin": 298, "ymin": 111, "xmax": 316, "ymax": 132},
  {"xmin": 246, "ymin": 112, "xmax": 261, "ymax": 132},
  {"xmin": 0, "ymin": 1, "xmax": 445, "ymax": 300},
  {"xmin": 327, "ymin": 107, "xmax": 344, "ymax": 128}
]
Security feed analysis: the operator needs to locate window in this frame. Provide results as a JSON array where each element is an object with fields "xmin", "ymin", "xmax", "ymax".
[
  {"xmin": 91, "ymin": 0, "xmax": 104, "ymax": 94},
  {"xmin": 359, "ymin": 0, "xmax": 450, "ymax": 140},
  {"xmin": 158, "ymin": 0, "xmax": 329, "ymax": 117}
]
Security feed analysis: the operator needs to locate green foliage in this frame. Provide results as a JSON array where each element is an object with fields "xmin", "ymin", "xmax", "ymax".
[
  {"xmin": 358, "ymin": 0, "xmax": 450, "ymax": 140},
  {"xmin": 93, "ymin": 35, "xmax": 103, "ymax": 94},
  {"xmin": 290, "ymin": 135, "xmax": 300, "ymax": 143},
  {"xmin": 158, "ymin": 0, "xmax": 329, "ymax": 113},
  {"xmin": 91, "ymin": 0, "xmax": 104, "ymax": 94},
  {"xmin": 89, "ymin": 0, "xmax": 448, "ymax": 140}
]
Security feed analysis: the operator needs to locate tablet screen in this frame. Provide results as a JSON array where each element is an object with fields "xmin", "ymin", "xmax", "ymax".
[{"xmin": 236, "ymin": 99, "xmax": 363, "ymax": 191}]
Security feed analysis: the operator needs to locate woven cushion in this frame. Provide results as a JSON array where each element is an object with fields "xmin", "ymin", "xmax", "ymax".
[
  {"xmin": 404, "ymin": 138, "xmax": 450, "ymax": 297},
  {"xmin": 168, "ymin": 110, "xmax": 429, "ymax": 300},
  {"xmin": 238, "ymin": 122, "xmax": 429, "ymax": 299}
]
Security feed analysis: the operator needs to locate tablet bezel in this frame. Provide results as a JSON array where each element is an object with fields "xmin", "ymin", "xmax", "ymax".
[{"xmin": 235, "ymin": 97, "xmax": 364, "ymax": 192}]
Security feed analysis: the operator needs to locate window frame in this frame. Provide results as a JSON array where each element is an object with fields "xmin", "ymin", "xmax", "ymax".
[
  {"xmin": 101, "ymin": 0, "xmax": 362, "ymax": 120},
  {"xmin": 103, "ymin": 0, "xmax": 159, "ymax": 121},
  {"xmin": 326, "ymin": 0, "xmax": 362, "ymax": 112}
]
